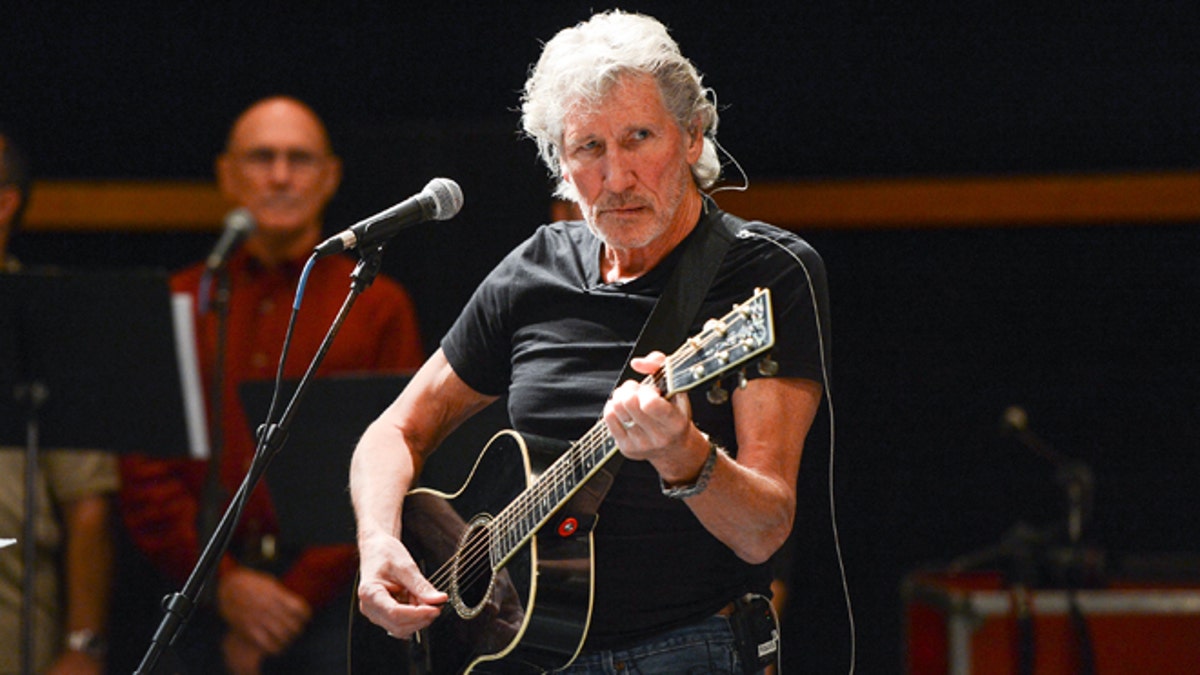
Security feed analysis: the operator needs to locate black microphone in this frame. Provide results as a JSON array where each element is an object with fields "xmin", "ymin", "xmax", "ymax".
[
  {"xmin": 205, "ymin": 208, "xmax": 256, "ymax": 272},
  {"xmin": 314, "ymin": 177, "xmax": 463, "ymax": 258}
]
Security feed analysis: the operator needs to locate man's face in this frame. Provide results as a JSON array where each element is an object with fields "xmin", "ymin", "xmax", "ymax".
[
  {"xmin": 216, "ymin": 100, "xmax": 341, "ymax": 239},
  {"xmin": 559, "ymin": 73, "xmax": 703, "ymax": 250}
]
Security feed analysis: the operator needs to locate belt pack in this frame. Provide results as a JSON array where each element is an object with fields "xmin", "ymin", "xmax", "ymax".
[{"xmin": 728, "ymin": 593, "xmax": 780, "ymax": 674}]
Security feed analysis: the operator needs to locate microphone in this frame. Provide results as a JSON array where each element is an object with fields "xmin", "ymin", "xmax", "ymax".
[
  {"xmin": 205, "ymin": 208, "xmax": 256, "ymax": 272},
  {"xmin": 1002, "ymin": 405, "xmax": 1031, "ymax": 435},
  {"xmin": 314, "ymin": 177, "xmax": 463, "ymax": 258}
]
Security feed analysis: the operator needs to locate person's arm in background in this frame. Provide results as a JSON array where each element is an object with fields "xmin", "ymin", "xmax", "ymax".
[{"xmin": 45, "ymin": 493, "xmax": 112, "ymax": 675}]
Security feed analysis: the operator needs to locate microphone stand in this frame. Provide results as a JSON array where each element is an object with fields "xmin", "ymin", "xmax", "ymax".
[
  {"xmin": 134, "ymin": 244, "xmax": 387, "ymax": 675},
  {"xmin": 17, "ymin": 380, "xmax": 49, "ymax": 675},
  {"xmin": 198, "ymin": 267, "xmax": 231, "ymax": 546},
  {"xmin": 1001, "ymin": 407, "xmax": 1099, "ymax": 675}
]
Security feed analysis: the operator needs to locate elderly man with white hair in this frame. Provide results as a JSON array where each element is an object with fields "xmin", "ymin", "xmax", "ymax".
[{"xmin": 351, "ymin": 11, "xmax": 831, "ymax": 674}]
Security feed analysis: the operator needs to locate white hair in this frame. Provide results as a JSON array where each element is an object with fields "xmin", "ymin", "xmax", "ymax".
[{"xmin": 520, "ymin": 10, "xmax": 721, "ymax": 202}]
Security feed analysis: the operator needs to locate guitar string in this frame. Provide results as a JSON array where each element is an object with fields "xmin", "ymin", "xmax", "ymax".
[
  {"xmin": 422, "ymin": 354, "xmax": 679, "ymax": 594},
  {"xmin": 420, "ymin": 393, "xmax": 624, "ymax": 587},
  {"xmin": 425, "ymin": 310, "xmax": 763, "ymax": 597},
  {"xmin": 422, "ymin": 303, "xmax": 765, "ymax": 597},
  {"xmin": 423, "ymin": 308, "xmax": 762, "ymax": 597},
  {"xmin": 490, "ymin": 305, "xmax": 759, "ymax": 543},
  {"xmin": 440, "ymin": 330, "xmax": 715, "ymax": 590},
  {"xmin": 422, "ymin": 371, "xmax": 658, "ymax": 594}
]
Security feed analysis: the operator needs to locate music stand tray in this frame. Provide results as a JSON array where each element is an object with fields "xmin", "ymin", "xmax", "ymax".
[{"xmin": 0, "ymin": 268, "xmax": 204, "ymax": 456}]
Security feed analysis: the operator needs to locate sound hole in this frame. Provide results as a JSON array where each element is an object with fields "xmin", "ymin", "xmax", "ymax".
[{"xmin": 451, "ymin": 518, "xmax": 495, "ymax": 619}]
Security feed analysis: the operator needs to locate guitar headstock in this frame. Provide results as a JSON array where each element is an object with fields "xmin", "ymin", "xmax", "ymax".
[{"xmin": 661, "ymin": 287, "xmax": 775, "ymax": 398}]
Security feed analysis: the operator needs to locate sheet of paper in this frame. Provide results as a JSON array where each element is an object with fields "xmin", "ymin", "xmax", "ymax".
[{"xmin": 172, "ymin": 293, "xmax": 210, "ymax": 459}]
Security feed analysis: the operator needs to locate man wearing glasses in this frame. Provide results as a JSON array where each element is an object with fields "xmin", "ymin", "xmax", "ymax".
[{"xmin": 119, "ymin": 97, "xmax": 425, "ymax": 675}]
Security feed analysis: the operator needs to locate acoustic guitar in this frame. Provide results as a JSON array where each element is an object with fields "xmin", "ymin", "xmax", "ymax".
[{"xmin": 390, "ymin": 288, "xmax": 776, "ymax": 674}]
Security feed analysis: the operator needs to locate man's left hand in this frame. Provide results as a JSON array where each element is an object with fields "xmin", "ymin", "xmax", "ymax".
[{"xmin": 604, "ymin": 352, "xmax": 711, "ymax": 484}]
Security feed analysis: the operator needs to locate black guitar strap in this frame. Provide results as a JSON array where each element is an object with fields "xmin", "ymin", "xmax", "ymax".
[{"xmin": 597, "ymin": 198, "xmax": 743, "ymax": 485}]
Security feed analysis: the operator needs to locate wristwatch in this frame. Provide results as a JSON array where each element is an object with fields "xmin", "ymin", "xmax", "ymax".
[
  {"xmin": 660, "ymin": 440, "xmax": 723, "ymax": 499},
  {"xmin": 65, "ymin": 628, "xmax": 107, "ymax": 659}
]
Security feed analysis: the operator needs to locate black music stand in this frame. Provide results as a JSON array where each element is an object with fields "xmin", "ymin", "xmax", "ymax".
[
  {"xmin": 238, "ymin": 374, "xmax": 510, "ymax": 549},
  {"xmin": 0, "ymin": 268, "xmax": 206, "ymax": 455},
  {"xmin": 0, "ymin": 268, "xmax": 207, "ymax": 675}
]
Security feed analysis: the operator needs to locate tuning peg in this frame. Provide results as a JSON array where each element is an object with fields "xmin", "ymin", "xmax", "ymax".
[
  {"xmin": 707, "ymin": 380, "xmax": 729, "ymax": 405},
  {"xmin": 757, "ymin": 355, "xmax": 779, "ymax": 377}
]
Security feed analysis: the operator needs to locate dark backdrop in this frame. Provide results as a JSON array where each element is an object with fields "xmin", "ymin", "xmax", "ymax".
[{"xmin": 4, "ymin": 3, "xmax": 1199, "ymax": 673}]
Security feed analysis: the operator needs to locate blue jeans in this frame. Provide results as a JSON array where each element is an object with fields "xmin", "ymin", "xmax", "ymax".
[{"xmin": 557, "ymin": 616, "xmax": 746, "ymax": 674}]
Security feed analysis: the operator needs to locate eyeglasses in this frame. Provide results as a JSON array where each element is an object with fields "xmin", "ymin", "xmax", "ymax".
[{"xmin": 233, "ymin": 147, "xmax": 329, "ymax": 176}]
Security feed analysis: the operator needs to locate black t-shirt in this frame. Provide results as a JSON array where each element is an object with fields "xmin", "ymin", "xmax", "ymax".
[{"xmin": 441, "ymin": 205, "xmax": 829, "ymax": 648}]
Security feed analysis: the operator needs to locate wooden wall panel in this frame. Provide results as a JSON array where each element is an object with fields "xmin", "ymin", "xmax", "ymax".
[
  {"xmin": 712, "ymin": 171, "xmax": 1200, "ymax": 229},
  {"xmin": 24, "ymin": 180, "xmax": 229, "ymax": 232},
  {"xmin": 22, "ymin": 171, "xmax": 1200, "ymax": 233}
]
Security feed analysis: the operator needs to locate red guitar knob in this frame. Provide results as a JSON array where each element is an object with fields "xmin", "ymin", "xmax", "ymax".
[{"xmin": 557, "ymin": 517, "xmax": 579, "ymax": 537}]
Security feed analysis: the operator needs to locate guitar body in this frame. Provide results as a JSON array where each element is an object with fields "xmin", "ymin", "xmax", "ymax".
[{"xmin": 402, "ymin": 430, "xmax": 606, "ymax": 674}]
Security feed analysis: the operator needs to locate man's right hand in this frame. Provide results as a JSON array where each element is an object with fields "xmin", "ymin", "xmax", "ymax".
[
  {"xmin": 217, "ymin": 565, "xmax": 312, "ymax": 655},
  {"xmin": 356, "ymin": 531, "xmax": 446, "ymax": 638}
]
